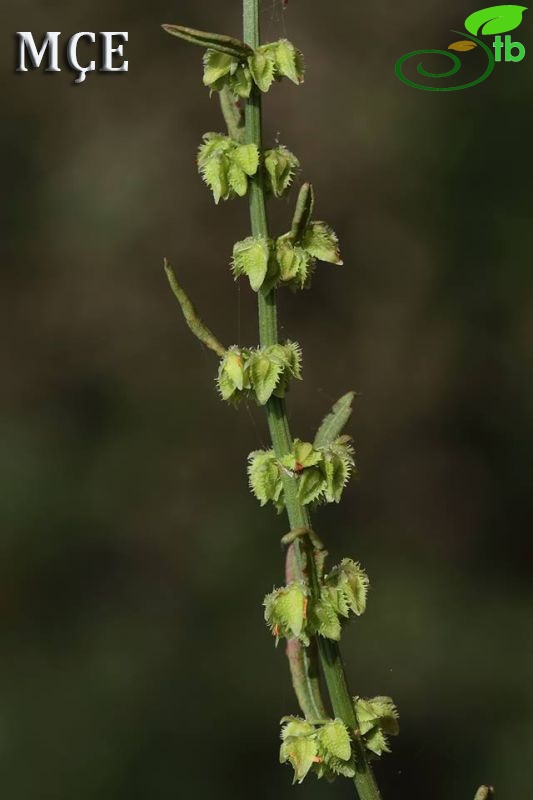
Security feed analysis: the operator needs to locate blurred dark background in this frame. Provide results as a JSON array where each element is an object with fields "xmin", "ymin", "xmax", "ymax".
[{"xmin": 1, "ymin": 1, "xmax": 532, "ymax": 798}]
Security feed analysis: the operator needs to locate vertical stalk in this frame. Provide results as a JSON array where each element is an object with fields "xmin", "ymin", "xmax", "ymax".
[{"xmin": 242, "ymin": 2, "xmax": 383, "ymax": 799}]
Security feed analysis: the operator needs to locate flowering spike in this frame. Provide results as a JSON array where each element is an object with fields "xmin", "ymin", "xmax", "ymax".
[{"xmin": 162, "ymin": 7, "xmax": 406, "ymax": 798}]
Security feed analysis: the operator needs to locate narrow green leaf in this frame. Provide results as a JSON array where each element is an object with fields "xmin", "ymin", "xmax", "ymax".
[
  {"xmin": 291, "ymin": 183, "xmax": 315, "ymax": 241},
  {"xmin": 314, "ymin": 391, "xmax": 355, "ymax": 448},
  {"xmin": 163, "ymin": 260, "xmax": 226, "ymax": 357},
  {"xmin": 162, "ymin": 24, "xmax": 253, "ymax": 58}
]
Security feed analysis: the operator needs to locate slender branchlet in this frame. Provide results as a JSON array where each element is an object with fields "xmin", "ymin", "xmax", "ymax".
[
  {"xmin": 164, "ymin": 259, "xmax": 226, "ymax": 357},
  {"xmin": 161, "ymin": 3, "xmax": 492, "ymax": 799}
]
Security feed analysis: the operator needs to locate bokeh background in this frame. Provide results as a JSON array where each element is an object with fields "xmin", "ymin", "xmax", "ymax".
[{"xmin": 2, "ymin": 1, "xmax": 533, "ymax": 798}]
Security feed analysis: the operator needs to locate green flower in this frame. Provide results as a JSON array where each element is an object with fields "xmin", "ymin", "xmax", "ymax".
[
  {"xmin": 198, "ymin": 133, "xmax": 259, "ymax": 203},
  {"xmin": 203, "ymin": 50, "xmax": 252, "ymax": 98},
  {"xmin": 264, "ymin": 582, "xmax": 309, "ymax": 644},
  {"xmin": 264, "ymin": 146, "xmax": 300, "ymax": 198}
]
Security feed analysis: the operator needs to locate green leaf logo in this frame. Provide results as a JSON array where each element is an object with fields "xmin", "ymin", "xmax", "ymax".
[{"xmin": 464, "ymin": 5, "xmax": 527, "ymax": 36}]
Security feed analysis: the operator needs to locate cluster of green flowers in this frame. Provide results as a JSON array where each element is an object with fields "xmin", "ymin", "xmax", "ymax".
[
  {"xmin": 233, "ymin": 218, "xmax": 342, "ymax": 292},
  {"xmin": 279, "ymin": 698, "xmax": 399, "ymax": 785},
  {"xmin": 199, "ymin": 135, "xmax": 300, "ymax": 206},
  {"xmin": 264, "ymin": 558, "xmax": 368, "ymax": 645},
  {"xmin": 248, "ymin": 437, "xmax": 355, "ymax": 511},
  {"xmin": 198, "ymin": 136, "xmax": 341, "ymax": 292},
  {"xmin": 280, "ymin": 717, "xmax": 354, "ymax": 783},
  {"xmin": 353, "ymin": 696, "xmax": 400, "ymax": 757},
  {"xmin": 203, "ymin": 39, "xmax": 304, "ymax": 98},
  {"xmin": 197, "ymin": 133, "xmax": 259, "ymax": 203},
  {"xmin": 217, "ymin": 341, "xmax": 302, "ymax": 406}
]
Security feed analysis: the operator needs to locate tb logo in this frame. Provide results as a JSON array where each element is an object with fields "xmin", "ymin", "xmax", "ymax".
[
  {"xmin": 493, "ymin": 33, "xmax": 526, "ymax": 59},
  {"xmin": 395, "ymin": 4, "xmax": 528, "ymax": 91}
]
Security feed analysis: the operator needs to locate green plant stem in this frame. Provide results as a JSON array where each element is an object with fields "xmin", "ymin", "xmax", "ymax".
[{"xmin": 243, "ymin": 2, "xmax": 383, "ymax": 799}]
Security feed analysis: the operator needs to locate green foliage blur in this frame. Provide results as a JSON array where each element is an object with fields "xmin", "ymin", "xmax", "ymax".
[{"xmin": 1, "ymin": 1, "xmax": 532, "ymax": 798}]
